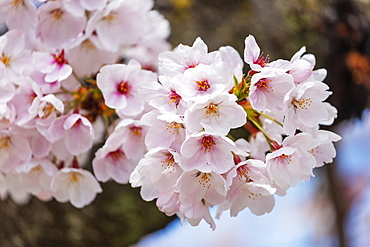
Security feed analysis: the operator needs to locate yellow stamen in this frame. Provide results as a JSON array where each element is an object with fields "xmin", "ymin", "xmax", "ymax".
[
  {"xmin": 293, "ymin": 98, "xmax": 312, "ymax": 110},
  {"xmin": 196, "ymin": 78, "xmax": 210, "ymax": 91},
  {"xmin": 68, "ymin": 171, "xmax": 82, "ymax": 187},
  {"xmin": 204, "ymin": 103, "xmax": 220, "ymax": 117}
]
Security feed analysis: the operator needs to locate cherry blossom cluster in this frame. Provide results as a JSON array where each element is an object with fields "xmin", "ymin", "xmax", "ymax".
[
  {"xmin": 0, "ymin": 0, "xmax": 341, "ymax": 230},
  {"xmin": 129, "ymin": 36, "xmax": 341, "ymax": 230},
  {"xmin": 0, "ymin": 0, "xmax": 170, "ymax": 208}
]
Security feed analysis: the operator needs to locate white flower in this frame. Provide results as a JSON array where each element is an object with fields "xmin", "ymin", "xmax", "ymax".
[
  {"xmin": 180, "ymin": 132, "xmax": 237, "ymax": 173},
  {"xmin": 158, "ymin": 37, "xmax": 222, "ymax": 77},
  {"xmin": 36, "ymin": 1, "xmax": 86, "ymax": 48},
  {"xmin": 50, "ymin": 167, "xmax": 102, "ymax": 208},
  {"xmin": 33, "ymin": 50, "xmax": 72, "ymax": 83},
  {"xmin": 266, "ymin": 133, "xmax": 316, "ymax": 190},
  {"xmin": 284, "ymin": 81, "xmax": 332, "ymax": 135},
  {"xmin": 96, "ymin": 60, "xmax": 157, "ymax": 117},
  {"xmin": 184, "ymin": 93, "xmax": 246, "ymax": 135},
  {"xmin": 130, "ymin": 147, "xmax": 183, "ymax": 201},
  {"xmin": 249, "ymin": 70, "xmax": 294, "ymax": 112},
  {"xmin": 223, "ymin": 159, "xmax": 276, "ymax": 216}
]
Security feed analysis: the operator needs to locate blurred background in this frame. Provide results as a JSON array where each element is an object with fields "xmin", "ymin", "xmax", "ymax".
[{"xmin": 1, "ymin": 0, "xmax": 370, "ymax": 246}]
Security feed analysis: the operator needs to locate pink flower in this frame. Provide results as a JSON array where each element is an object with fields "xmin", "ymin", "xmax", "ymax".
[
  {"xmin": 85, "ymin": 0, "xmax": 152, "ymax": 52},
  {"xmin": 180, "ymin": 201, "xmax": 216, "ymax": 230},
  {"xmin": 184, "ymin": 93, "xmax": 246, "ymax": 135},
  {"xmin": 0, "ymin": 30, "xmax": 31, "ymax": 79},
  {"xmin": 111, "ymin": 119, "xmax": 148, "ymax": 161},
  {"xmin": 0, "ymin": 0, "xmax": 37, "ymax": 30},
  {"xmin": 5, "ymin": 171, "xmax": 30, "ymax": 204},
  {"xmin": 33, "ymin": 50, "xmax": 72, "ymax": 82},
  {"xmin": 244, "ymin": 35, "xmax": 291, "ymax": 72},
  {"xmin": 139, "ymin": 75, "xmax": 187, "ymax": 115},
  {"xmin": 158, "ymin": 37, "xmax": 222, "ymax": 77},
  {"xmin": 66, "ymin": 38, "xmax": 119, "ymax": 77},
  {"xmin": 180, "ymin": 132, "xmax": 237, "ymax": 173},
  {"xmin": 96, "ymin": 60, "xmax": 157, "ymax": 117},
  {"xmin": 249, "ymin": 70, "xmax": 294, "ymax": 112},
  {"xmin": 93, "ymin": 136, "xmax": 136, "ymax": 184},
  {"xmin": 266, "ymin": 133, "xmax": 316, "ymax": 190},
  {"xmin": 141, "ymin": 110, "xmax": 186, "ymax": 151},
  {"xmin": 0, "ymin": 130, "xmax": 32, "ymax": 174},
  {"xmin": 284, "ymin": 81, "xmax": 331, "ymax": 135},
  {"xmin": 309, "ymin": 130, "xmax": 341, "ymax": 167},
  {"xmin": 156, "ymin": 190, "xmax": 180, "ymax": 217},
  {"xmin": 50, "ymin": 167, "xmax": 102, "ymax": 208},
  {"xmin": 176, "ymin": 170, "xmax": 228, "ymax": 206},
  {"xmin": 289, "ymin": 46, "xmax": 315, "ymax": 84},
  {"xmin": 48, "ymin": 113, "xmax": 95, "ymax": 156},
  {"xmin": 130, "ymin": 147, "xmax": 183, "ymax": 201},
  {"xmin": 15, "ymin": 158, "xmax": 57, "ymax": 196},
  {"xmin": 174, "ymin": 63, "xmax": 233, "ymax": 101},
  {"xmin": 223, "ymin": 159, "xmax": 276, "ymax": 216},
  {"xmin": 36, "ymin": 1, "xmax": 86, "ymax": 48},
  {"xmin": 219, "ymin": 45, "xmax": 244, "ymax": 81}
]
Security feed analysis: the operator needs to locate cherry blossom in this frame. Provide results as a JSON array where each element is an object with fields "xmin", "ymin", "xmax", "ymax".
[
  {"xmin": 249, "ymin": 70, "xmax": 294, "ymax": 112},
  {"xmin": 244, "ymin": 34, "xmax": 291, "ymax": 72},
  {"xmin": 180, "ymin": 132, "xmax": 237, "ymax": 173},
  {"xmin": 158, "ymin": 37, "xmax": 223, "ymax": 77},
  {"xmin": 266, "ymin": 133, "xmax": 316, "ymax": 190},
  {"xmin": 48, "ymin": 113, "xmax": 95, "ymax": 156},
  {"xmin": 36, "ymin": 1, "xmax": 86, "ymax": 48},
  {"xmin": 0, "ymin": 0, "xmax": 341, "ymax": 229},
  {"xmin": 33, "ymin": 49, "xmax": 72, "ymax": 82},
  {"xmin": 50, "ymin": 167, "xmax": 102, "ymax": 208},
  {"xmin": 130, "ymin": 147, "xmax": 183, "ymax": 201},
  {"xmin": 283, "ymin": 81, "xmax": 332, "ymax": 135},
  {"xmin": 96, "ymin": 59, "xmax": 157, "ymax": 117},
  {"xmin": 184, "ymin": 93, "xmax": 246, "ymax": 135},
  {"xmin": 0, "ymin": 0, "xmax": 37, "ymax": 30}
]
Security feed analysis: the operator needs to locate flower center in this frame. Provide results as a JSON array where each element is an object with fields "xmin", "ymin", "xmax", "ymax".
[
  {"xmin": 41, "ymin": 102, "xmax": 56, "ymax": 119},
  {"xmin": 0, "ymin": 136, "xmax": 11, "ymax": 151},
  {"xmin": 196, "ymin": 172, "xmax": 212, "ymax": 188},
  {"xmin": 255, "ymin": 52, "xmax": 270, "ymax": 67},
  {"xmin": 117, "ymin": 81, "xmax": 130, "ymax": 95},
  {"xmin": 200, "ymin": 136, "xmax": 215, "ymax": 152},
  {"xmin": 68, "ymin": 171, "xmax": 82, "ymax": 187},
  {"xmin": 165, "ymin": 122, "xmax": 182, "ymax": 134},
  {"xmin": 1, "ymin": 54, "xmax": 11, "ymax": 67},
  {"xmin": 161, "ymin": 154, "xmax": 176, "ymax": 172},
  {"xmin": 196, "ymin": 78, "xmax": 210, "ymax": 91},
  {"xmin": 108, "ymin": 149, "xmax": 125, "ymax": 163},
  {"xmin": 53, "ymin": 50, "xmax": 68, "ymax": 66},
  {"xmin": 185, "ymin": 61, "xmax": 199, "ymax": 70},
  {"xmin": 103, "ymin": 12, "xmax": 118, "ymax": 24},
  {"xmin": 256, "ymin": 78, "xmax": 273, "ymax": 92},
  {"xmin": 292, "ymin": 98, "xmax": 312, "ymax": 110},
  {"xmin": 204, "ymin": 103, "xmax": 220, "ymax": 117},
  {"xmin": 50, "ymin": 9, "xmax": 63, "ymax": 21},
  {"xmin": 129, "ymin": 126, "xmax": 142, "ymax": 138},
  {"xmin": 309, "ymin": 147, "xmax": 319, "ymax": 157},
  {"xmin": 165, "ymin": 90, "xmax": 182, "ymax": 107},
  {"xmin": 237, "ymin": 165, "xmax": 253, "ymax": 183},
  {"xmin": 277, "ymin": 154, "xmax": 292, "ymax": 164},
  {"xmin": 30, "ymin": 165, "xmax": 43, "ymax": 175},
  {"xmin": 10, "ymin": 0, "xmax": 24, "ymax": 9}
]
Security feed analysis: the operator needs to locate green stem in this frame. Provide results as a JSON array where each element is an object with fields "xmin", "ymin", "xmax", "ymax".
[
  {"xmin": 72, "ymin": 70, "xmax": 88, "ymax": 87},
  {"xmin": 258, "ymin": 111, "xmax": 283, "ymax": 127},
  {"xmin": 227, "ymin": 133, "xmax": 236, "ymax": 142},
  {"xmin": 247, "ymin": 114, "xmax": 274, "ymax": 151}
]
